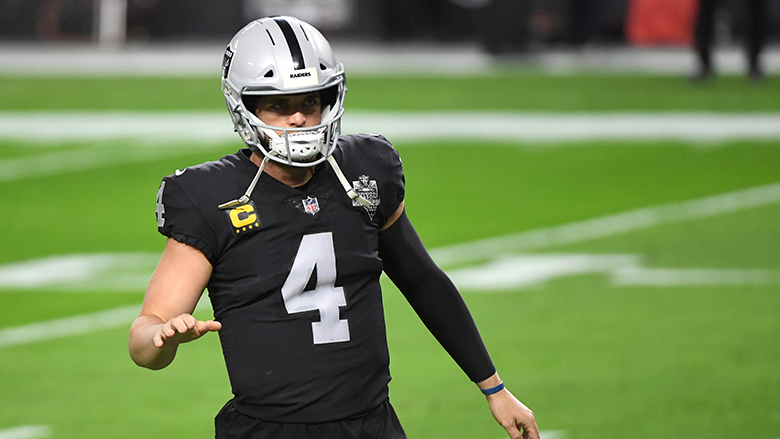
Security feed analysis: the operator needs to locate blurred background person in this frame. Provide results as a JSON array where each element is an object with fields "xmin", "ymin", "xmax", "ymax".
[{"xmin": 693, "ymin": 0, "xmax": 769, "ymax": 81}]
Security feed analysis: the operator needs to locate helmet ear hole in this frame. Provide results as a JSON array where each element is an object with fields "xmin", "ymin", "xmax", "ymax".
[
  {"xmin": 320, "ymin": 85, "xmax": 338, "ymax": 115},
  {"xmin": 242, "ymin": 95, "xmax": 260, "ymax": 114}
]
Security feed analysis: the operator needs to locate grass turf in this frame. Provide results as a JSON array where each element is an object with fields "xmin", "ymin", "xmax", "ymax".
[
  {"xmin": 0, "ymin": 72, "xmax": 778, "ymax": 112},
  {"xmin": 0, "ymin": 73, "xmax": 778, "ymax": 438}
]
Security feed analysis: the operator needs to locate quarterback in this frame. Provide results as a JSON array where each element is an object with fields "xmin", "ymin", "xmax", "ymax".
[{"xmin": 129, "ymin": 16, "xmax": 539, "ymax": 439}]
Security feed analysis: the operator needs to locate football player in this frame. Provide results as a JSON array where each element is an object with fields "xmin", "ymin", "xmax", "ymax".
[{"xmin": 129, "ymin": 16, "xmax": 539, "ymax": 439}]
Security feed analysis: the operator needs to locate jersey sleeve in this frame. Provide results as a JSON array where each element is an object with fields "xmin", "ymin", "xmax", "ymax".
[
  {"xmin": 155, "ymin": 174, "xmax": 218, "ymax": 263},
  {"xmin": 379, "ymin": 211, "xmax": 496, "ymax": 383},
  {"xmin": 339, "ymin": 133, "xmax": 405, "ymax": 228},
  {"xmin": 375, "ymin": 135, "xmax": 405, "ymax": 227}
]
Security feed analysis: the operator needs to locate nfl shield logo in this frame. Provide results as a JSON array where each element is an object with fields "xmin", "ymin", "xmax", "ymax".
[{"xmin": 302, "ymin": 196, "xmax": 320, "ymax": 215}]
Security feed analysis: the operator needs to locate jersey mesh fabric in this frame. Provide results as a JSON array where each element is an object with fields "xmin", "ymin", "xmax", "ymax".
[{"xmin": 156, "ymin": 134, "xmax": 404, "ymax": 423}]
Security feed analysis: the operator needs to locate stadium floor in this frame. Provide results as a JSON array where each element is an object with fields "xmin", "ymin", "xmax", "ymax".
[{"xmin": 0, "ymin": 41, "xmax": 779, "ymax": 76}]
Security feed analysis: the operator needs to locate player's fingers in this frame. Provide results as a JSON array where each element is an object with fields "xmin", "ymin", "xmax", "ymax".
[
  {"xmin": 182, "ymin": 314, "xmax": 197, "ymax": 329},
  {"xmin": 502, "ymin": 422, "xmax": 522, "ymax": 439},
  {"xmin": 170, "ymin": 315, "xmax": 193, "ymax": 334},
  {"xmin": 198, "ymin": 320, "xmax": 222, "ymax": 332},
  {"xmin": 164, "ymin": 321, "xmax": 176, "ymax": 337},
  {"xmin": 153, "ymin": 331, "xmax": 165, "ymax": 348},
  {"xmin": 522, "ymin": 421, "xmax": 540, "ymax": 439}
]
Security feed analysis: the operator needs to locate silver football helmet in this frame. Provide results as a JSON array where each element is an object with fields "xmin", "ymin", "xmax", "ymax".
[
  {"xmin": 218, "ymin": 16, "xmax": 373, "ymax": 210},
  {"xmin": 221, "ymin": 16, "xmax": 346, "ymax": 168}
]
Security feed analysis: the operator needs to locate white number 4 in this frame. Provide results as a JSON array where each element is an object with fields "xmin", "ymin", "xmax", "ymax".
[{"xmin": 281, "ymin": 232, "xmax": 350, "ymax": 344}]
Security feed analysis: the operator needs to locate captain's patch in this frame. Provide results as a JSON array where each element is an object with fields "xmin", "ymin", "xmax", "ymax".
[{"xmin": 225, "ymin": 201, "xmax": 261, "ymax": 236}]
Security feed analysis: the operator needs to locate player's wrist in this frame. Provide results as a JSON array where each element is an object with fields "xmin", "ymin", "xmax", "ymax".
[
  {"xmin": 480, "ymin": 380, "xmax": 505, "ymax": 395},
  {"xmin": 476, "ymin": 372, "xmax": 502, "ymax": 393}
]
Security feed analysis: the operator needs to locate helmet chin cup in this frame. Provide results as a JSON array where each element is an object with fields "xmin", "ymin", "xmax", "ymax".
[
  {"xmin": 264, "ymin": 128, "xmax": 326, "ymax": 165},
  {"xmin": 248, "ymin": 111, "xmax": 339, "ymax": 167}
]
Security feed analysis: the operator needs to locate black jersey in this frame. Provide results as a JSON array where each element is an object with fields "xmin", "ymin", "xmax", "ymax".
[{"xmin": 155, "ymin": 134, "xmax": 405, "ymax": 423}]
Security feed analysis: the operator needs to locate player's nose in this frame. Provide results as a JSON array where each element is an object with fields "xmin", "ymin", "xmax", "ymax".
[{"xmin": 288, "ymin": 111, "xmax": 305, "ymax": 127}]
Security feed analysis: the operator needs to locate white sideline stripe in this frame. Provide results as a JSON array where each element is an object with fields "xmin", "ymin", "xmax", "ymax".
[
  {"xmin": 0, "ymin": 141, "xmax": 218, "ymax": 183},
  {"xmin": 0, "ymin": 112, "xmax": 233, "ymax": 143},
  {"xmin": 0, "ymin": 253, "xmax": 159, "ymax": 290},
  {"xmin": 449, "ymin": 254, "xmax": 638, "ymax": 290},
  {"xmin": 2, "ymin": 112, "xmax": 780, "ymax": 183},
  {"xmin": 0, "ymin": 304, "xmax": 140, "ymax": 348},
  {"xmin": 613, "ymin": 267, "xmax": 780, "ymax": 286},
  {"xmin": 447, "ymin": 254, "xmax": 780, "ymax": 291},
  {"xmin": 0, "ymin": 298, "xmax": 213, "ymax": 349},
  {"xmin": 1, "ymin": 182, "xmax": 778, "ymax": 346},
  {"xmin": 491, "ymin": 430, "xmax": 566, "ymax": 439},
  {"xmin": 539, "ymin": 431, "xmax": 567, "ymax": 439},
  {"xmin": 2, "ymin": 112, "xmax": 780, "ymax": 143},
  {"xmin": 0, "ymin": 111, "xmax": 780, "ymax": 144},
  {"xmin": 431, "ymin": 181, "xmax": 780, "ymax": 267},
  {"xmin": 349, "ymin": 112, "xmax": 780, "ymax": 142},
  {"xmin": 0, "ymin": 426, "xmax": 51, "ymax": 439}
]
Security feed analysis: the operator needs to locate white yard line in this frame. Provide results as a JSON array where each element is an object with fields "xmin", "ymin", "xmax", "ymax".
[
  {"xmin": 0, "ymin": 253, "xmax": 158, "ymax": 290},
  {"xmin": 612, "ymin": 266, "xmax": 780, "ymax": 287},
  {"xmin": 0, "ymin": 298, "xmax": 217, "ymax": 349},
  {"xmin": 1, "ymin": 182, "xmax": 779, "ymax": 345},
  {"xmin": 346, "ymin": 112, "xmax": 780, "ymax": 143},
  {"xmin": 0, "ymin": 143, "xmax": 208, "ymax": 183},
  {"xmin": 0, "ymin": 305, "xmax": 140, "ymax": 349},
  {"xmin": 430, "ymin": 182, "xmax": 780, "ymax": 267},
  {"xmin": 0, "ymin": 426, "xmax": 51, "ymax": 439},
  {"xmin": 447, "ymin": 253, "xmax": 780, "ymax": 291},
  {"xmin": 2, "ymin": 111, "xmax": 779, "ymax": 183},
  {"xmin": 2, "ymin": 111, "xmax": 780, "ymax": 144}
]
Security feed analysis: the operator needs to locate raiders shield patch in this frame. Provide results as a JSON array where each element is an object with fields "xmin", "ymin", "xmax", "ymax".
[{"xmin": 352, "ymin": 175, "xmax": 380, "ymax": 219}]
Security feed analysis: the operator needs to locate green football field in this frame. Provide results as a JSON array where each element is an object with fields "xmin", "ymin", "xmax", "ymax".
[{"xmin": 1, "ymin": 72, "xmax": 779, "ymax": 439}]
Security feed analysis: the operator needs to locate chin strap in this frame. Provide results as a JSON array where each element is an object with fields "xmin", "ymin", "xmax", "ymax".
[
  {"xmin": 217, "ymin": 153, "xmax": 373, "ymax": 210},
  {"xmin": 218, "ymin": 155, "xmax": 269, "ymax": 209},
  {"xmin": 327, "ymin": 155, "xmax": 374, "ymax": 208}
]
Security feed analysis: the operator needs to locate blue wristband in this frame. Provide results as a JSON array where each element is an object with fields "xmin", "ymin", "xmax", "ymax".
[{"xmin": 480, "ymin": 381, "xmax": 505, "ymax": 395}]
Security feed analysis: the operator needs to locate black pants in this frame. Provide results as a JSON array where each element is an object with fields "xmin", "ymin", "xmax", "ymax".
[
  {"xmin": 215, "ymin": 399, "xmax": 407, "ymax": 439},
  {"xmin": 694, "ymin": 0, "xmax": 768, "ymax": 73}
]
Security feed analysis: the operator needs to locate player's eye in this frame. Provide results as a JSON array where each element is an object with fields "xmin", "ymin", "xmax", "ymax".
[{"xmin": 302, "ymin": 96, "xmax": 321, "ymax": 111}]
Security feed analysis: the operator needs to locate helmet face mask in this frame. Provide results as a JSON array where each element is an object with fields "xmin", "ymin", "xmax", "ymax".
[{"xmin": 221, "ymin": 16, "xmax": 347, "ymax": 167}]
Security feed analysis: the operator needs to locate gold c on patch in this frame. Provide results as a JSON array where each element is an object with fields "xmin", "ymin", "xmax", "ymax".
[{"xmin": 225, "ymin": 201, "xmax": 262, "ymax": 236}]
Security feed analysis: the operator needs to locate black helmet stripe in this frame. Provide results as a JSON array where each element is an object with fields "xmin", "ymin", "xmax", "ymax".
[{"xmin": 273, "ymin": 17, "xmax": 305, "ymax": 70}]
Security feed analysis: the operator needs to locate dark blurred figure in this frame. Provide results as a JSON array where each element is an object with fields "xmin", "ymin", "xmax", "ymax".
[
  {"xmin": 479, "ymin": 0, "xmax": 530, "ymax": 54},
  {"xmin": 373, "ymin": 0, "xmax": 470, "ymax": 42},
  {"xmin": 35, "ymin": 0, "xmax": 93, "ymax": 41},
  {"xmin": 693, "ymin": 0, "xmax": 768, "ymax": 82},
  {"xmin": 145, "ymin": 0, "xmax": 242, "ymax": 40},
  {"xmin": 376, "ymin": 0, "xmax": 437, "ymax": 40},
  {"xmin": 570, "ymin": 0, "xmax": 601, "ymax": 44}
]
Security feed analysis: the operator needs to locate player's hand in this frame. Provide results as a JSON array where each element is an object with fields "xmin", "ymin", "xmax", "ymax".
[
  {"xmin": 486, "ymin": 388, "xmax": 539, "ymax": 439},
  {"xmin": 153, "ymin": 313, "xmax": 222, "ymax": 349}
]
